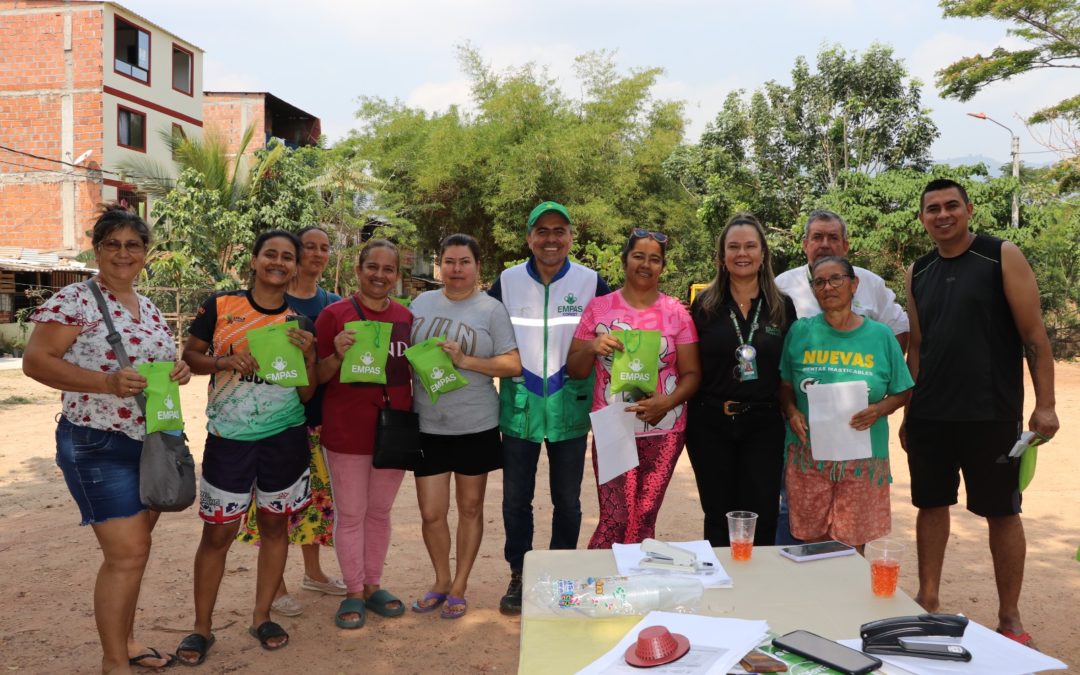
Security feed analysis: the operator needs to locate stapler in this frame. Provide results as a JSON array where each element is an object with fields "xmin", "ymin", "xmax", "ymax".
[
  {"xmin": 861, "ymin": 613, "xmax": 972, "ymax": 662},
  {"xmin": 638, "ymin": 539, "xmax": 715, "ymax": 574}
]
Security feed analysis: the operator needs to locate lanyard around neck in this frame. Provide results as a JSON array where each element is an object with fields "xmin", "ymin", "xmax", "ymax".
[{"xmin": 729, "ymin": 298, "xmax": 762, "ymax": 347}]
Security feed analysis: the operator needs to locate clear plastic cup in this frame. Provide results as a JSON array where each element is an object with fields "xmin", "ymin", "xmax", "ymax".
[
  {"xmin": 866, "ymin": 539, "xmax": 905, "ymax": 597},
  {"xmin": 726, "ymin": 511, "xmax": 758, "ymax": 561}
]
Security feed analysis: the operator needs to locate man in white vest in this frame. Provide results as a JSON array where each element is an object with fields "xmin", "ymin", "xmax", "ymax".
[
  {"xmin": 773, "ymin": 209, "xmax": 909, "ymax": 545},
  {"xmin": 488, "ymin": 201, "xmax": 610, "ymax": 614}
]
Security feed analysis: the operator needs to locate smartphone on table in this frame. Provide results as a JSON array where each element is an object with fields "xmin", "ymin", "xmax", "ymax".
[{"xmin": 772, "ymin": 630, "xmax": 882, "ymax": 675}]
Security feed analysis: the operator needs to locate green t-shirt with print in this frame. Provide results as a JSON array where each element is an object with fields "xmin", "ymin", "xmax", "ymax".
[{"xmin": 780, "ymin": 314, "xmax": 914, "ymax": 460}]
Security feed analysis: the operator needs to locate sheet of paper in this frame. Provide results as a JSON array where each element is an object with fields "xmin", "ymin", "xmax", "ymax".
[
  {"xmin": 576, "ymin": 611, "xmax": 769, "ymax": 675},
  {"xmin": 591, "ymin": 404, "xmax": 639, "ymax": 484},
  {"xmin": 806, "ymin": 380, "xmax": 872, "ymax": 461},
  {"xmin": 839, "ymin": 621, "xmax": 1067, "ymax": 675},
  {"xmin": 612, "ymin": 540, "xmax": 733, "ymax": 588}
]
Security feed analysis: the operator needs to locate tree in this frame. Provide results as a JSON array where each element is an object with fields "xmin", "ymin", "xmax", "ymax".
[
  {"xmin": 936, "ymin": 0, "xmax": 1080, "ymax": 125},
  {"xmin": 347, "ymin": 46, "xmax": 700, "ymax": 293}
]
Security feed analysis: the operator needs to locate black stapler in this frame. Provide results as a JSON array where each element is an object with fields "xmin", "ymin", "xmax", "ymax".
[{"xmin": 860, "ymin": 613, "xmax": 972, "ymax": 662}]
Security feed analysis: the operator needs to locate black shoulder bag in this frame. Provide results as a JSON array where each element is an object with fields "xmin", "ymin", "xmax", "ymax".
[
  {"xmin": 87, "ymin": 280, "xmax": 196, "ymax": 511},
  {"xmin": 349, "ymin": 296, "xmax": 423, "ymax": 470}
]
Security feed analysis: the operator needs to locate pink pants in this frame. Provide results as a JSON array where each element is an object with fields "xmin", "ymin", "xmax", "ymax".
[
  {"xmin": 324, "ymin": 449, "xmax": 404, "ymax": 593},
  {"xmin": 588, "ymin": 431, "xmax": 685, "ymax": 549}
]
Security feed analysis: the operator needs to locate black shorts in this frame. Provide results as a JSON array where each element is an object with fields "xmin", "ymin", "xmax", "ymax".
[
  {"xmin": 905, "ymin": 418, "xmax": 1022, "ymax": 517},
  {"xmin": 199, "ymin": 424, "xmax": 311, "ymax": 524},
  {"xmin": 415, "ymin": 427, "xmax": 503, "ymax": 477}
]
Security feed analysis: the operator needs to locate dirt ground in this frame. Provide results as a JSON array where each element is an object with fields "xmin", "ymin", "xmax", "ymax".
[{"xmin": 0, "ymin": 362, "xmax": 1077, "ymax": 674}]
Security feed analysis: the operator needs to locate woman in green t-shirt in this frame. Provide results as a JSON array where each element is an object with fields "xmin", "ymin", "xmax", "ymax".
[{"xmin": 779, "ymin": 256, "xmax": 914, "ymax": 550}]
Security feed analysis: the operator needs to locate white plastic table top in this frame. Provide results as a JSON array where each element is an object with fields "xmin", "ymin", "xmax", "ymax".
[{"xmin": 519, "ymin": 545, "xmax": 923, "ymax": 674}]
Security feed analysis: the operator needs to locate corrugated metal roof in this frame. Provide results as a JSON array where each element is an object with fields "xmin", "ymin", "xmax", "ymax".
[{"xmin": 0, "ymin": 248, "xmax": 95, "ymax": 273}]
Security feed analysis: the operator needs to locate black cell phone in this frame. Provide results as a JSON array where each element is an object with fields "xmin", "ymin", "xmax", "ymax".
[{"xmin": 773, "ymin": 630, "xmax": 882, "ymax": 675}]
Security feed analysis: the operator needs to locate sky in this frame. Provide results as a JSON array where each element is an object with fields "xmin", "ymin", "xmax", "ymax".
[{"xmin": 124, "ymin": 0, "xmax": 1079, "ymax": 168}]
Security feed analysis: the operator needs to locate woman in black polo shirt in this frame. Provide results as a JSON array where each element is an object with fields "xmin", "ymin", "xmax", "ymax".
[{"xmin": 685, "ymin": 213, "xmax": 795, "ymax": 547}]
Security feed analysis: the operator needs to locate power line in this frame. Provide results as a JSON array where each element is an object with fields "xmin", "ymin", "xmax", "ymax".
[
  {"xmin": 0, "ymin": 144, "xmax": 121, "ymax": 176},
  {"xmin": 0, "ymin": 158, "xmax": 105, "ymax": 178}
]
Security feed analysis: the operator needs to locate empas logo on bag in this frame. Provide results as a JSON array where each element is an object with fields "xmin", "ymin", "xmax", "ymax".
[
  {"xmin": 558, "ymin": 292, "xmax": 583, "ymax": 315},
  {"xmin": 619, "ymin": 357, "xmax": 651, "ymax": 382},
  {"xmin": 429, "ymin": 365, "xmax": 458, "ymax": 393},
  {"xmin": 157, "ymin": 394, "xmax": 181, "ymax": 420},
  {"xmin": 264, "ymin": 355, "xmax": 298, "ymax": 382},
  {"xmin": 351, "ymin": 351, "xmax": 382, "ymax": 375}
]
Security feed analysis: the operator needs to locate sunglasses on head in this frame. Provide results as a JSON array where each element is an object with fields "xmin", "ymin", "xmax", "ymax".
[{"xmin": 631, "ymin": 228, "xmax": 669, "ymax": 244}]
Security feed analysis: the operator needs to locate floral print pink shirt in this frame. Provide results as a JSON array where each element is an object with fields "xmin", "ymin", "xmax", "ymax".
[{"xmin": 30, "ymin": 280, "xmax": 176, "ymax": 440}]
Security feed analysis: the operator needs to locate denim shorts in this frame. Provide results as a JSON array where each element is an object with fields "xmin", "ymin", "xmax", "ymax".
[{"xmin": 55, "ymin": 416, "xmax": 146, "ymax": 525}]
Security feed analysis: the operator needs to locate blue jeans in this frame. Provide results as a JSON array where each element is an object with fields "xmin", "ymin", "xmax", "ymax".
[
  {"xmin": 502, "ymin": 434, "xmax": 588, "ymax": 571},
  {"xmin": 55, "ymin": 416, "xmax": 145, "ymax": 525}
]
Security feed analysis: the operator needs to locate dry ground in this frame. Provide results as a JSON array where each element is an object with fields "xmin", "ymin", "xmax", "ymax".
[{"xmin": 0, "ymin": 364, "xmax": 1077, "ymax": 673}]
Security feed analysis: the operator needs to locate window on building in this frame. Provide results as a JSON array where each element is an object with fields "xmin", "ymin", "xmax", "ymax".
[
  {"xmin": 171, "ymin": 123, "xmax": 186, "ymax": 158},
  {"xmin": 114, "ymin": 16, "xmax": 150, "ymax": 83},
  {"xmin": 117, "ymin": 189, "xmax": 147, "ymax": 219},
  {"xmin": 117, "ymin": 107, "xmax": 146, "ymax": 151},
  {"xmin": 172, "ymin": 44, "xmax": 193, "ymax": 95}
]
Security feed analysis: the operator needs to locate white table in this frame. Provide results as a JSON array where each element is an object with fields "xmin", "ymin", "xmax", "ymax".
[{"xmin": 519, "ymin": 546, "xmax": 923, "ymax": 674}]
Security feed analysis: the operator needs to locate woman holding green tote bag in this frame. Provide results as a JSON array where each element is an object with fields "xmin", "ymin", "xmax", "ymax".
[
  {"xmin": 313, "ymin": 239, "xmax": 415, "ymax": 629},
  {"xmin": 567, "ymin": 229, "xmax": 701, "ymax": 548},
  {"xmin": 408, "ymin": 234, "xmax": 521, "ymax": 620},
  {"xmin": 176, "ymin": 230, "xmax": 318, "ymax": 664}
]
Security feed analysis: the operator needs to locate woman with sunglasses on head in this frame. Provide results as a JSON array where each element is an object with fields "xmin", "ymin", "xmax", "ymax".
[
  {"xmin": 176, "ymin": 229, "xmax": 318, "ymax": 664},
  {"xmin": 685, "ymin": 214, "xmax": 796, "ymax": 547},
  {"xmin": 23, "ymin": 206, "xmax": 192, "ymax": 673},
  {"xmin": 567, "ymin": 229, "xmax": 701, "ymax": 548},
  {"xmin": 778, "ymin": 256, "xmax": 913, "ymax": 551},
  {"xmin": 237, "ymin": 226, "xmax": 346, "ymax": 617}
]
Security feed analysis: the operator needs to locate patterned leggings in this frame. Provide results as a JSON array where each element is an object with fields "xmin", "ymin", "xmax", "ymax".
[{"xmin": 587, "ymin": 431, "xmax": 686, "ymax": 549}]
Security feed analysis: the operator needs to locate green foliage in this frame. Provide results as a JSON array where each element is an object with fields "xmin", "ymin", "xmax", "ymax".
[
  {"xmin": 666, "ymin": 43, "xmax": 939, "ymax": 273},
  {"xmin": 937, "ymin": 0, "xmax": 1080, "ymax": 124},
  {"xmin": 347, "ymin": 46, "xmax": 700, "ymax": 294}
]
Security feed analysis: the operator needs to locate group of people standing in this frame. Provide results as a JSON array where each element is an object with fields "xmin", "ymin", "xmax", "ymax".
[{"xmin": 24, "ymin": 177, "xmax": 1058, "ymax": 673}]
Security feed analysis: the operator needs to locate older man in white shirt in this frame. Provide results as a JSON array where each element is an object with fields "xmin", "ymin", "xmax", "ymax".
[{"xmin": 776, "ymin": 209, "xmax": 909, "ymax": 350}]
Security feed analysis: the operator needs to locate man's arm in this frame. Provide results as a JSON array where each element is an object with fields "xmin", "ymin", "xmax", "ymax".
[
  {"xmin": 1000, "ymin": 242, "xmax": 1059, "ymax": 439},
  {"xmin": 901, "ymin": 263, "xmax": 921, "ymax": 450}
]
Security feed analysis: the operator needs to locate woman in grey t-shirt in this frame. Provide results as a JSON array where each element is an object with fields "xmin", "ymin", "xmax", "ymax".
[{"xmin": 409, "ymin": 233, "xmax": 521, "ymax": 619}]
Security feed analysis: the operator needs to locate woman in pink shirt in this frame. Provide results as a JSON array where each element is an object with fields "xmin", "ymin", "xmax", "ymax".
[{"xmin": 567, "ymin": 229, "xmax": 701, "ymax": 547}]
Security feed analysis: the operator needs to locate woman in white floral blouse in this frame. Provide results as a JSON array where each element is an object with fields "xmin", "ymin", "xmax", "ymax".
[{"xmin": 23, "ymin": 206, "xmax": 191, "ymax": 674}]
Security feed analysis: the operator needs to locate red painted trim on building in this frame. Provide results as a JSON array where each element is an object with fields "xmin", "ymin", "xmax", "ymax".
[
  {"xmin": 113, "ymin": 14, "xmax": 152, "ymax": 88},
  {"xmin": 116, "ymin": 104, "xmax": 147, "ymax": 152},
  {"xmin": 103, "ymin": 85, "xmax": 203, "ymax": 127},
  {"xmin": 171, "ymin": 42, "xmax": 194, "ymax": 97}
]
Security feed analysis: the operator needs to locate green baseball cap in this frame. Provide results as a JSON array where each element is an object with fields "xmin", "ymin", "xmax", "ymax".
[{"xmin": 526, "ymin": 201, "xmax": 571, "ymax": 230}]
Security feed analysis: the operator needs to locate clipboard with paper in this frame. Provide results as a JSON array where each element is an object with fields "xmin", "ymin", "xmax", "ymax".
[{"xmin": 806, "ymin": 380, "xmax": 872, "ymax": 461}]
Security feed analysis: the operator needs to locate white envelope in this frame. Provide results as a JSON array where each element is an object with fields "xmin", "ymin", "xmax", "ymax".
[
  {"xmin": 806, "ymin": 380, "xmax": 872, "ymax": 461},
  {"xmin": 590, "ymin": 404, "xmax": 639, "ymax": 484}
]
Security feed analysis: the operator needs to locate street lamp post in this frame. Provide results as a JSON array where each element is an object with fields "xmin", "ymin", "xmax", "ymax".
[{"xmin": 967, "ymin": 112, "xmax": 1020, "ymax": 228}]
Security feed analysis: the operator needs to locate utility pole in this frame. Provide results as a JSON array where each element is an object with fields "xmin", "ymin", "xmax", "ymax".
[{"xmin": 967, "ymin": 112, "xmax": 1020, "ymax": 228}]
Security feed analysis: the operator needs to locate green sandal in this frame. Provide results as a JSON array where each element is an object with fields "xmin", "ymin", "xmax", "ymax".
[
  {"xmin": 335, "ymin": 597, "xmax": 367, "ymax": 629},
  {"xmin": 365, "ymin": 589, "xmax": 405, "ymax": 618}
]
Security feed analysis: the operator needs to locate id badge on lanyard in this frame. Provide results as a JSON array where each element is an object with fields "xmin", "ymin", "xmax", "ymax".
[{"xmin": 731, "ymin": 300, "xmax": 762, "ymax": 382}]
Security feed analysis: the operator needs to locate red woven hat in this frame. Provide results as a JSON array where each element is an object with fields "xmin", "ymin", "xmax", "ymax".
[{"xmin": 624, "ymin": 625, "xmax": 691, "ymax": 667}]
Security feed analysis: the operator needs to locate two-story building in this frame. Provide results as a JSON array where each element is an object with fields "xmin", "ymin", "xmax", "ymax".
[{"xmin": 0, "ymin": 0, "xmax": 203, "ymax": 254}]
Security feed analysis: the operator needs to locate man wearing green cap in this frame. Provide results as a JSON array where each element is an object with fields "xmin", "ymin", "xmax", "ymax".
[{"xmin": 488, "ymin": 201, "xmax": 611, "ymax": 614}]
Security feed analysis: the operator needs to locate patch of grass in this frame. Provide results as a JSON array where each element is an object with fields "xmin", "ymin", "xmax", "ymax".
[{"xmin": 0, "ymin": 395, "xmax": 35, "ymax": 405}]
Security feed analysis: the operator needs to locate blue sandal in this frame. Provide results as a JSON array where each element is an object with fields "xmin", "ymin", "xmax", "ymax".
[
  {"xmin": 411, "ymin": 591, "xmax": 447, "ymax": 613},
  {"xmin": 335, "ymin": 597, "xmax": 367, "ymax": 629},
  {"xmin": 365, "ymin": 589, "xmax": 405, "ymax": 618}
]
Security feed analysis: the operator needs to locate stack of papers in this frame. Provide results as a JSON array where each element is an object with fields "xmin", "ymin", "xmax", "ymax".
[
  {"xmin": 576, "ymin": 611, "xmax": 769, "ymax": 675},
  {"xmin": 611, "ymin": 540, "xmax": 733, "ymax": 588},
  {"xmin": 839, "ymin": 621, "xmax": 1067, "ymax": 674}
]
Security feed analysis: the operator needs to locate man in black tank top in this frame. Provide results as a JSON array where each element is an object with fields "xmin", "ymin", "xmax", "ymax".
[{"xmin": 903, "ymin": 179, "xmax": 1059, "ymax": 647}]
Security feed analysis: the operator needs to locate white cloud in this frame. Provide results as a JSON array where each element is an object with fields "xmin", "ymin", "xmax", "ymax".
[
  {"xmin": 653, "ymin": 76, "xmax": 746, "ymax": 143},
  {"xmin": 202, "ymin": 57, "xmax": 263, "ymax": 92},
  {"xmin": 406, "ymin": 79, "xmax": 476, "ymax": 116}
]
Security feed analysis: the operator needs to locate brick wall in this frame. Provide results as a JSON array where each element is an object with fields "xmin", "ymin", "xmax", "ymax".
[
  {"xmin": 0, "ymin": 2, "xmax": 104, "ymax": 251},
  {"xmin": 203, "ymin": 93, "xmax": 267, "ymax": 159}
]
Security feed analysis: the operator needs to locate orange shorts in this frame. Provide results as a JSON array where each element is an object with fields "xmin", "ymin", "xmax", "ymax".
[{"xmin": 785, "ymin": 454, "xmax": 891, "ymax": 547}]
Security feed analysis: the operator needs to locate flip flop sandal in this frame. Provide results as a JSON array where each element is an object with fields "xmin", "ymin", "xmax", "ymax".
[
  {"xmin": 411, "ymin": 591, "xmax": 448, "ymax": 614},
  {"xmin": 335, "ymin": 597, "xmax": 367, "ymax": 629},
  {"xmin": 998, "ymin": 629, "xmax": 1037, "ymax": 650},
  {"xmin": 176, "ymin": 633, "xmax": 215, "ymax": 667},
  {"xmin": 440, "ymin": 595, "xmax": 467, "ymax": 620},
  {"xmin": 129, "ymin": 647, "xmax": 177, "ymax": 669},
  {"xmin": 249, "ymin": 621, "xmax": 289, "ymax": 651},
  {"xmin": 365, "ymin": 589, "xmax": 405, "ymax": 618}
]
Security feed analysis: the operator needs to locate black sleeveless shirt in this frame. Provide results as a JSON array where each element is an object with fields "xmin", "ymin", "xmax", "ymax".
[{"xmin": 909, "ymin": 234, "xmax": 1023, "ymax": 422}]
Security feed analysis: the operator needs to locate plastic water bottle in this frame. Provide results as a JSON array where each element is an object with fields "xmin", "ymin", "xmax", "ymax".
[{"xmin": 536, "ymin": 575, "xmax": 704, "ymax": 617}]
